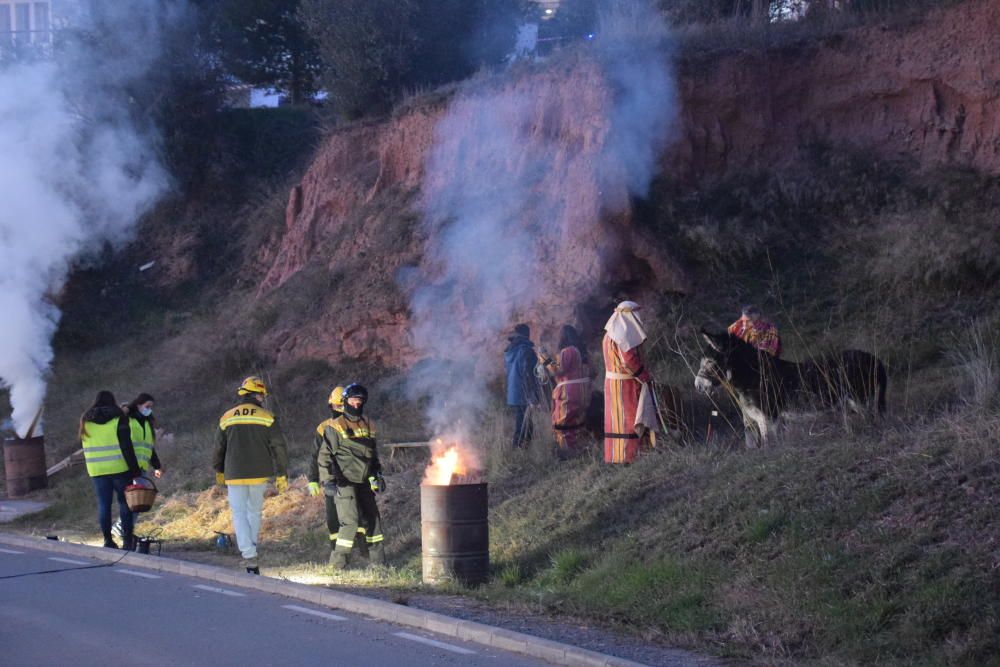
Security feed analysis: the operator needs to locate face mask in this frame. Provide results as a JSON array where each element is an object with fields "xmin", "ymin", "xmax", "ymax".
[
  {"xmin": 344, "ymin": 402, "xmax": 364, "ymax": 418},
  {"xmin": 139, "ymin": 407, "xmax": 153, "ymax": 417}
]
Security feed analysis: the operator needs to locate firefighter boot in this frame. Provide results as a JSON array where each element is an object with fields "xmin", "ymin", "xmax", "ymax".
[
  {"xmin": 329, "ymin": 546, "xmax": 349, "ymax": 569},
  {"xmin": 367, "ymin": 541, "xmax": 386, "ymax": 567}
]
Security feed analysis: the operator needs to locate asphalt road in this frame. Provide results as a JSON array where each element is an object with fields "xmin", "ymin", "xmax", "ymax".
[{"xmin": 0, "ymin": 546, "xmax": 551, "ymax": 667}]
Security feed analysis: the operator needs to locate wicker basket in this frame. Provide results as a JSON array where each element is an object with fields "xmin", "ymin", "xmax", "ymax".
[{"xmin": 125, "ymin": 477, "xmax": 158, "ymax": 513}]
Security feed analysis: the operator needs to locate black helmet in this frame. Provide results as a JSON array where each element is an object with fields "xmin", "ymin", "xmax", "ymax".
[{"xmin": 342, "ymin": 384, "xmax": 368, "ymax": 403}]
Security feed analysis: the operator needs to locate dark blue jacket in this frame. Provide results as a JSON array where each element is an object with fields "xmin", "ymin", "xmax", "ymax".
[{"xmin": 504, "ymin": 336, "xmax": 540, "ymax": 406}]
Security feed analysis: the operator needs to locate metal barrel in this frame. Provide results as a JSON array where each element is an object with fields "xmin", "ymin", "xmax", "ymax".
[
  {"xmin": 421, "ymin": 482, "xmax": 488, "ymax": 586},
  {"xmin": 3, "ymin": 436, "xmax": 47, "ymax": 498}
]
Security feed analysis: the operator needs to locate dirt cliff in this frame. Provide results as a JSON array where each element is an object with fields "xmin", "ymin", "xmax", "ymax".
[
  {"xmin": 257, "ymin": 0, "xmax": 1000, "ymax": 369},
  {"xmin": 677, "ymin": 0, "xmax": 1000, "ymax": 178}
]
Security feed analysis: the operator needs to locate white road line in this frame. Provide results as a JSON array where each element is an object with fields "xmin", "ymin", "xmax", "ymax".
[
  {"xmin": 0, "ymin": 548, "xmax": 25, "ymax": 554},
  {"xmin": 282, "ymin": 605, "xmax": 348, "ymax": 621},
  {"xmin": 393, "ymin": 632, "xmax": 476, "ymax": 655},
  {"xmin": 116, "ymin": 568, "xmax": 162, "ymax": 579},
  {"xmin": 192, "ymin": 584, "xmax": 246, "ymax": 597},
  {"xmin": 48, "ymin": 557, "xmax": 90, "ymax": 565}
]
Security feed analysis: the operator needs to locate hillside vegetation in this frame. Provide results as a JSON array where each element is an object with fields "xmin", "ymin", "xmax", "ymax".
[{"xmin": 5, "ymin": 7, "xmax": 1000, "ymax": 666}]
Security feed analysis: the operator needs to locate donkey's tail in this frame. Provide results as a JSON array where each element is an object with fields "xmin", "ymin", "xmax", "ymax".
[{"xmin": 876, "ymin": 361, "xmax": 888, "ymax": 416}]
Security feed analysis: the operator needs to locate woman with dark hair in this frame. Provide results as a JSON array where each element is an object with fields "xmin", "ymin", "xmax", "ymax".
[
  {"xmin": 126, "ymin": 393, "xmax": 161, "ymax": 479},
  {"xmin": 542, "ymin": 325, "xmax": 592, "ymax": 457},
  {"xmin": 80, "ymin": 390, "xmax": 141, "ymax": 549}
]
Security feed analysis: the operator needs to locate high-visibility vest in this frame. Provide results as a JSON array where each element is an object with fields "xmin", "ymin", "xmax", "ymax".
[
  {"xmin": 82, "ymin": 419, "xmax": 128, "ymax": 477},
  {"xmin": 129, "ymin": 418, "xmax": 155, "ymax": 471}
]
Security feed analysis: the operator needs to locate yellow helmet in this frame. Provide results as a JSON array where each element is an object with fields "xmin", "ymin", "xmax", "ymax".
[
  {"xmin": 238, "ymin": 375, "xmax": 268, "ymax": 397},
  {"xmin": 328, "ymin": 385, "xmax": 345, "ymax": 408}
]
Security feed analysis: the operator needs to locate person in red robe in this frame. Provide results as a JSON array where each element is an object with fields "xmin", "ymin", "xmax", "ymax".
[
  {"xmin": 541, "ymin": 325, "xmax": 591, "ymax": 458},
  {"xmin": 602, "ymin": 301, "xmax": 658, "ymax": 464}
]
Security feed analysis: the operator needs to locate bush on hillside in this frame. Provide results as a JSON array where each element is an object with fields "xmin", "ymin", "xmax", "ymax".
[{"xmin": 857, "ymin": 208, "xmax": 1000, "ymax": 295}]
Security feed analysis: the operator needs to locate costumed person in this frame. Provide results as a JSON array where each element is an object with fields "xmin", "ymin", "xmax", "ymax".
[
  {"xmin": 126, "ymin": 393, "xmax": 162, "ymax": 479},
  {"xmin": 602, "ymin": 301, "xmax": 660, "ymax": 464},
  {"xmin": 728, "ymin": 305, "xmax": 781, "ymax": 358},
  {"xmin": 81, "ymin": 391, "xmax": 142, "ymax": 549},
  {"xmin": 504, "ymin": 323, "xmax": 541, "ymax": 449},
  {"xmin": 540, "ymin": 325, "xmax": 591, "ymax": 458},
  {"xmin": 212, "ymin": 376, "xmax": 288, "ymax": 575},
  {"xmin": 317, "ymin": 384, "xmax": 386, "ymax": 569}
]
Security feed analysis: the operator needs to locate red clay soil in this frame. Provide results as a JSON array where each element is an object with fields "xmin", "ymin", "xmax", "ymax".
[
  {"xmin": 676, "ymin": 0, "xmax": 1000, "ymax": 178},
  {"xmin": 256, "ymin": 0, "xmax": 1000, "ymax": 370}
]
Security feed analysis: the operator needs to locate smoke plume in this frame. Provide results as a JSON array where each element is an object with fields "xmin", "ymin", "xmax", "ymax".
[
  {"xmin": 407, "ymin": 1, "xmax": 677, "ymax": 440},
  {"xmin": 0, "ymin": 2, "xmax": 176, "ymax": 437}
]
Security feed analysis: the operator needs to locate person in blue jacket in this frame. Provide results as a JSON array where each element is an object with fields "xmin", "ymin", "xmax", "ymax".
[{"xmin": 504, "ymin": 323, "xmax": 541, "ymax": 449}]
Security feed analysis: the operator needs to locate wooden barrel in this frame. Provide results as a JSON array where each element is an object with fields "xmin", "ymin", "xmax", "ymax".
[
  {"xmin": 421, "ymin": 482, "xmax": 488, "ymax": 586},
  {"xmin": 3, "ymin": 436, "xmax": 47, "ymax": 498}
]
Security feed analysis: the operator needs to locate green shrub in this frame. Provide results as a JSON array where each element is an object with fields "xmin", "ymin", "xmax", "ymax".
[
  {"xmin": 499, "ymin": 562, "xmax": 525, "ymax": 587},
  {"xmin": 549, "ymin": 548, "xmax": 589, "ymax": 584}
]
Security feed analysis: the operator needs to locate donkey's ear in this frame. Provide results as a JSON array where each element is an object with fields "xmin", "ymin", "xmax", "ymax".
[{"xmin": 700, "ymin": 328, "xmax": 723, "ymax": 352}]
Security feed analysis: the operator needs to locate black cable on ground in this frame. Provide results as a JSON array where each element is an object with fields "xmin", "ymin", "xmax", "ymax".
[{"xmin": 0, "ymin": 547, "xmax": 131, "ymax": 580}]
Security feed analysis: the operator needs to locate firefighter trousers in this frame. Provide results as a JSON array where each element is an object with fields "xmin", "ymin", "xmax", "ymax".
[
  {"xmin": 324, "ymin": 492, "xmax": 368, "ymax": 557},
  {"xmin": 331, "ymin": 483, "xmax": 383, "ymax": 568}
]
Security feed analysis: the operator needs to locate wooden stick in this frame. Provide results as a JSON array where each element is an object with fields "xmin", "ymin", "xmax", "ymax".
[
  {"xmin": 46, "ymin": 448, "xmax": 83, "ymax": 477},
  {"xmin": 23, "ymin": 406, "xmax": 44, "ymax": 440}
]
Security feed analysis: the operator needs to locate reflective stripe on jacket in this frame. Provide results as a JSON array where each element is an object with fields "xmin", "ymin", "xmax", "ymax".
[
  {"xmin": 212, "ymin": 401, "xmax": 288, "ymax": 484},
  {"xmin": 83, "ymin": 419, "xmax": 129, "ymax": 477},
  {"xmin": 129, "ymin": 418, "xmax": 155, "ymax": 471},
  {"xmin": 316, "ymin": 415, "xmax": 380, "ymax": 485}
]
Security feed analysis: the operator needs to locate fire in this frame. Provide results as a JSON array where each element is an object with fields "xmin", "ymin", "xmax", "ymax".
[{"xmin": 423, "ymin": 439, "xmax": 478, "ymax": 486}]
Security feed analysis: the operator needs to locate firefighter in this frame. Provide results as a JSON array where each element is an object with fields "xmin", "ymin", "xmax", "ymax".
[
  {"xmin": 212, "ymin": 376, "xmax": 288, "ymax": 575},
  {"xmin": 307, "ymin": 385, "xmax": 365, "ymax": 560},
  {"xmin": 316, "ymin": 383, "xmax": 386, "ymax": 569},
  {"xmin": 81, "ymin": 390, "xmax": 142, "ymax": 549}
]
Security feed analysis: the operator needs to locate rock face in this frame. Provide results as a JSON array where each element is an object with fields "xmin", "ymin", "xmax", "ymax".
[
  {"xmin": 257, "ymin": 58, "xmax": 685, "ymax": 369},
  {"xmin": 676, "ymin": 0, "xmax": 1000, "ymax": 178},
  {"xmin": 257, "ymin": 0, "xmax": 1000, "ymax": 369}
]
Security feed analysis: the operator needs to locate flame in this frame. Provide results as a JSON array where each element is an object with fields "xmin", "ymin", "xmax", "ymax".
[{"xmin": 423, "ymin": 439, "xmax": 473, "ymax": 485}]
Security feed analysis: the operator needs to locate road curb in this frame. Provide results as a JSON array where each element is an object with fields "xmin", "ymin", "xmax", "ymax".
[{"xmin": 0, "ymin": 532, "xmax": 648, "ymax": 667}]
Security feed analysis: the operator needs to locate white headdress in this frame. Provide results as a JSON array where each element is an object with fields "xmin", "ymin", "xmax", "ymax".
[{"xmin": 604, "ymin": 301, "xmax": 647, "ymax": 352}]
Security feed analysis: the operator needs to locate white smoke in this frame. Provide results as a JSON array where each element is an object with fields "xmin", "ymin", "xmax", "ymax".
[
  {"xmin": 0, "ymin": 2, "xmax": 177, "ymax": 437},
  {"xmin": 407, "ymin": 1, "xmax": 677, "ymax": 439}
]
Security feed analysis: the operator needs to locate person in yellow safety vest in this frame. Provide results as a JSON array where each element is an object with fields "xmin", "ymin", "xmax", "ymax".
[
  {"xmin": 308, "ymin": 385, "xmax": 367, "ymax": 562},
  {"xmin": 212, "ymin": 375, "xmax": 289, "ymax": 575},
  {"xmin": 80, "ymin": 390, "xmax": 142, "ymax": 550},
  {"xmin": 126, "ymin": 393, "xmax": 162, "ymax": 479},
  {"xmin": 317, "ymin": 383, "xmax": 386, "ymax": 569}
]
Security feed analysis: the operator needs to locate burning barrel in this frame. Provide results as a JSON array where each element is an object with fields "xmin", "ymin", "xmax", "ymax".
[
  {"xmin": 420, "ymin": 482, "xmax": 489, "ymax": 586},
  {"xmin": 3, "ymin": 435, "xmax": 47, "ymax": 498}
]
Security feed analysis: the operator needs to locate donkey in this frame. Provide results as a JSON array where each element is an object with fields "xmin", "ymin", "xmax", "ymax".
[{"xmin": 695, "ymin": 329, "xmax": 887, "ymax": 447}]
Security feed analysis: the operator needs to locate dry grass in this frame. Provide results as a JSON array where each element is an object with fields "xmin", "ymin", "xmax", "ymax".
[{"xmin": 946, "ymin": 321, "xmax": 1000, "ymax": 409}]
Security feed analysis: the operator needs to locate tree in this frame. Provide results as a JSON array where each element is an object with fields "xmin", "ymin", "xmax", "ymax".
[
  {"xmin": 214, "ymin": 0, "xmax": 321, "ymax": 105},
  {"xmin": 300, "ymin": 0, "xmax": 521, "ymax": 119}
]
